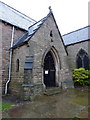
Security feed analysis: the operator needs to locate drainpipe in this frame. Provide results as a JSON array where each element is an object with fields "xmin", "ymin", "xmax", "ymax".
[{"xmin": 5, "ymin": 26, "xmax": 14, "ymax": 94}]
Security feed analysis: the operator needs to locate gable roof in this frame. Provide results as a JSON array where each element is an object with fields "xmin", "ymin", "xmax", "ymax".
[
  {"xmin": 62, "ymin": 26, "xmax": 90, "ymax": 46},
  {"xmin": 0, "ymin": 1, "xmax": 36, "ymax": 30},
  {"xmin": 12, "ymin": 10, "xmax": 68, "ymax": 54},
  {"xmin": 12, "ymin": 12, "xmax": 52, "ymax": 48}
]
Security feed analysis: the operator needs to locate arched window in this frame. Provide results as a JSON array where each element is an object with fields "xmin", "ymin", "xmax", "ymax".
[
  {"xmin": 50, "ymin": 30, "xmax": 54, "ymax": 42},
  {"xmin": 50, "ymin": 30, "xmax": 53, "ymax": 37},
  {"xmin": 76, "ymin": 49, "xmax": 90, "ymax": 70},
  {"xmin": 16, "ymin": 59, "xmax": 19, "ymax": 72}
]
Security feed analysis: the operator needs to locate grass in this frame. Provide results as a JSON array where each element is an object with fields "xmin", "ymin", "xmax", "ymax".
[{"xmin": 0, "ymin": 101, "xmax": 14, "ymax": 111}]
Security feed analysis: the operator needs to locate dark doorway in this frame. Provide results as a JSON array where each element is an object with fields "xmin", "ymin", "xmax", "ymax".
[{"xmin": 44, "ymin": 51, "xmax": 56, "ymax": 88}]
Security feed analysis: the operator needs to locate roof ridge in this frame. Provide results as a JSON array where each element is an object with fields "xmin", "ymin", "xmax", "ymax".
[
  {"xmin": 28, "ymin": 12, "xmax": 51, "ymax": 29},
  {"xmin": 62, "ymin": 25, "xmax": 90, "ymax": 36},
  {"xmin": 0, "ymin": 1, "xmax": 36, "ymax": 22}
]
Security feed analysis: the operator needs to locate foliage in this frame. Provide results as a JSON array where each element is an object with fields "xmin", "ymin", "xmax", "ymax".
[
  {"xmin": 72, "ymin": 68, "xmax": 90, "ymax": 86},
  {"xmin": 72, "ymin": 117, "xmax": 80, "ymax": 120}
]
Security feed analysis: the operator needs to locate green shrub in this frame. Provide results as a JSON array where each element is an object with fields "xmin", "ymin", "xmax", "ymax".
[
  {"xmin": 72, "ymin": 68, "xmax": 90, "ymax": 86},
  {"xmin": 72, "ymin": 117, "xmax": 80, "ymax": 120}
]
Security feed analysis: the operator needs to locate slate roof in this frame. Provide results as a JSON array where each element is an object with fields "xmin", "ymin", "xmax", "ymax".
[
  {"xmin": 13, "ymin": 12, "xmax": 52, "ymax": 48},
  {"xmin": 62, "ymin": 26, "xmax": 90, "ymax": 46},
  {"xmin": 0, "ymin": 1, "xmax": 36, "ymax": 30}
]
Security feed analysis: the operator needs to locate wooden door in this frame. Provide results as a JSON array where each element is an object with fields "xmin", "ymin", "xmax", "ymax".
[{"xmin": 44, "ymin": 51, "xmax": 56, "ymax": 88}]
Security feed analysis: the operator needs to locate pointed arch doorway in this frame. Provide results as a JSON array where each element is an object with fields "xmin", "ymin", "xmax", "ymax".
[{"xmin": 44, "ymin": 51, "xmax": 56, "ymax": 88}]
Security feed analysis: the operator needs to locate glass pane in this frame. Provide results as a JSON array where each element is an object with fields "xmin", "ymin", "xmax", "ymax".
[
  {"xmin": 79, "ymin": 49, "xmax": 85, "ymax": 56},
  {"xmin": 77, "ymin": 56, "xmax": 82, "ymax": 68},
  {"xmin": 83, "ymin": 55, "xmax": 90, "ymax": 70}
]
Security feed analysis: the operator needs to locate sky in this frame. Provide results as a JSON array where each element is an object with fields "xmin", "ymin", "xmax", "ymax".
[{"xmin": 0, "ymin": 0, "xmax": 89, "ymax": 35}]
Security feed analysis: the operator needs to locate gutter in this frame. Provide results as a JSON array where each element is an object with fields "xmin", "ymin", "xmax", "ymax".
[{"xmin": 5, "ymin": 26, "xmax": 14, "ymax": 94}]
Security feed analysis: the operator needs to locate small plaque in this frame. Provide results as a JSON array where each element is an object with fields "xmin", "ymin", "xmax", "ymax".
[{"xmin": 45, "ymin": 70, "xmax": 48, "ymax": 74}]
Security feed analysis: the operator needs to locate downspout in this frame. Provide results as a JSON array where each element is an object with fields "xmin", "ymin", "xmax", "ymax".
[{"xmin": 5, "ymin": 26, "xmax": 14, "ymax": 94}]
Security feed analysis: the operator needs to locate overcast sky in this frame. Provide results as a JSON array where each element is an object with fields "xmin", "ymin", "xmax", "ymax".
[{"xmin": 0, "ymin": 0, "xmax": 89, "ymax": 35}]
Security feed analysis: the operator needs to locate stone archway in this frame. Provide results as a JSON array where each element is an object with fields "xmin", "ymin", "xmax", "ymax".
[{"xmin": 42, "ymin": 46, "xmax": 61, "ymax": 88}]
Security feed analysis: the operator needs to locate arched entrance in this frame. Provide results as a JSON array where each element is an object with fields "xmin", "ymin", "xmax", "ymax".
[{"xmin": 44, "ymin": 51, "xmax": 56, "ymax": 88}]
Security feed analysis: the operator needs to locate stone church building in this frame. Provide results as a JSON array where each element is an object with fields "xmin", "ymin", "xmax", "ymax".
[{"xmin": 0, "ymin": 2, "xmax": 89, "ymax": 100}]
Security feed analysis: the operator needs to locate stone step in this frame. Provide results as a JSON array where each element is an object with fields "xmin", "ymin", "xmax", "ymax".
[{"xmin": 44, "ymin": 87, "xmax": 62, "ymax": 96}]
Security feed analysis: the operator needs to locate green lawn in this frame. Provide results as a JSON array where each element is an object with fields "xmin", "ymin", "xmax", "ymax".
[{"xmin": 0, "ymin": 101, "xmax": 14, "ymax": 111}]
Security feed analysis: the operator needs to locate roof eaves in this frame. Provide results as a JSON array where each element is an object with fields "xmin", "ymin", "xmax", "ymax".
[
  {"xmin": 0, "ymin": 1, "xmax": 36, "ymax": 30},
  {"xmin": 65, "ymin": 39, "xmax": 89, "ymax": 46},
  {"xmin": 1, "ymin": 19, "xmax": 28, "ymax": 31}
]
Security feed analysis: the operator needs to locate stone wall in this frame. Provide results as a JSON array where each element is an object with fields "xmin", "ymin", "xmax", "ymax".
[
  {"xmin": 1, "ymin": 21, "xmax": 26, "ymax": 94},
  {"xmin": 10, "ymin": 13, "xmax": 73, "ymax": 99},
  {"xmin": 27, "ymin": 14, "xmax": 73, "ymax": 89},
  {"xmin": 66, "ymin": 41, "xmax": 89, "ymax": 70},
  {"xmin": 0, "ymin": 22, "xmax": 2, "ymax": 100},
  {"xmin": 11, "ymin": 45, "xmax": 29, "ymax": 96}
]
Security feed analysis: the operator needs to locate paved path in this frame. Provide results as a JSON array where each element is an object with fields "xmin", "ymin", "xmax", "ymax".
[{"xmin": 2, "ymin": 89, "xmax": 89, "ymax": 119}]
